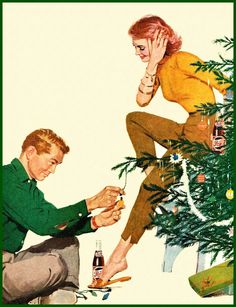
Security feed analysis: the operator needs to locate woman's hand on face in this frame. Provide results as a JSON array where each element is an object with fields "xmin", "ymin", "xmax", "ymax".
[{"xmin": 147, "ymin": 29, "xmax": 168, "ymax": 71}]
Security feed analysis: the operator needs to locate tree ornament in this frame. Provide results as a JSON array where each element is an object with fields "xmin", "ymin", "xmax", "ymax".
[
  {"xmin": 226, "ymin": 188, "xmax": 234, "ymax": 200},
  {"xmin": 197, "ymin": 116, "xmax": 208, "ymax": 131},
  {"xmin": 172, "ymin": 206, "xmax": 178, "ymax": 215},
  {"xmin": 197, "ymin": 173, "xmax": 206, "ymax": 183},
  {"xmin": 211, "ymin": 117, "xmax": 226, "ymax": 154},
  {"xmin": 116, "ymin": 195, "xmax": 125, "ymax": 209},
  {"xmin": 170, "ymin": 152, "xmax": 183, "ymax": 164}
]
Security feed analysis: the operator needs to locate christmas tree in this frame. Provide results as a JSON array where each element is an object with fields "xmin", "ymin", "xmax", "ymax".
[{"xmin": 113, "ymin": 37, "xmax": 234, "ymax": 265}]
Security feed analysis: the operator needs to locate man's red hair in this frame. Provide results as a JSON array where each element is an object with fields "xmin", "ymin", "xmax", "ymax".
[{"xmin": 22, "ymin": 129, "xmax": 70, "ymax": 154}]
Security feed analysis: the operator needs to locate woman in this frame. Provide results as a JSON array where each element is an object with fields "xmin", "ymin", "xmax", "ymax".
[{"xmin": 90, "ymin": 15, "xmax": 229, "ymax": 288}]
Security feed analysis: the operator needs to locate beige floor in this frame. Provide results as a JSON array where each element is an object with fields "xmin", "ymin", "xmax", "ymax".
[
  {"xmin": 23, "ymin": 187, "xmax": 233, "ymax": 306},
  {"xmin": 76, "ymin": 230, "xmax": 233, "ymax": 305}
]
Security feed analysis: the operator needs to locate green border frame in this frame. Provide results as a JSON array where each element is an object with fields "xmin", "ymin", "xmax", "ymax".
[{"xmin": 1, "ymin": 1, "xmax": 234, "ymax": 307}]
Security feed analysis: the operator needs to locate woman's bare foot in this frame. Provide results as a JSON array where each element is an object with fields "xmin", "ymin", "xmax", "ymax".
[{"xmin": 100, "ymin": 257, "xmax": 128, "ymax": 282}]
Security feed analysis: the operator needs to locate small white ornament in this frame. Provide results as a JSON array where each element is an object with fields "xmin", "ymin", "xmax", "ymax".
[{"xmin": 170, "ymin": 152, "xmax": 183, "ymax": 164}]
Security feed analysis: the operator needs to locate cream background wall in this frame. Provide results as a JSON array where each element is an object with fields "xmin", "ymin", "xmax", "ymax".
[{"xmin": 3, "ymin": 2, "xmax": 233, "ymax": 304}]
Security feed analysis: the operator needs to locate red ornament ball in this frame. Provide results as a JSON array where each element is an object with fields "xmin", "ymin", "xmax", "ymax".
[{"xmin": 197, "ymin": 173, "xmax": 206, "ymax": 183}]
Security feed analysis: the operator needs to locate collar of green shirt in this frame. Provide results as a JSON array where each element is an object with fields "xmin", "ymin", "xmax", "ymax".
[{"xmin": 11, "ymin": 158, "xmax": 36, "ymax": 185}]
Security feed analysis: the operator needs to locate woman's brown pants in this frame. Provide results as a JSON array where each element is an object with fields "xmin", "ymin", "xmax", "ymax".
[{"xmin": 121, "ymin": 111, "xmax": 215, "ymax": 244}]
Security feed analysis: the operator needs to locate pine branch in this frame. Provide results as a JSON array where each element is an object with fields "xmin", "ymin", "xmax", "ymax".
[
  {"xmin": 194, "ymin": 101, "xmax": 233, "ymax": 116},
  {"xmin": 155, "ymin": 213, "xmax": 233, "ymax": 260},
  {"xmin": 112, "ymin": 152, "xmax": 167, "ymax": 180},
  {"xmin": 213, "ymin": 70, "xmax": 233, "ymax": 87},
  {"xmin": 214, "ymin": 37, "xmax": 234, "ymax": 50},
  {"xmin": 191, "ymin": 57, "xmax": 233, "ymax": 73},
  {"xmin": 162, "ymin": 138, "xmax": 211, "ymax": 154}
]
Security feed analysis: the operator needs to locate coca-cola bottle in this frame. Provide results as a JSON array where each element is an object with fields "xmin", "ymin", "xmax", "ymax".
[
  {"xmin": 211, "ymin": 118, "xmax": 226, "ymax": 154},
  {"xmin": 92, "ymin": 240, "xmax": 104, "ymax": 281}
]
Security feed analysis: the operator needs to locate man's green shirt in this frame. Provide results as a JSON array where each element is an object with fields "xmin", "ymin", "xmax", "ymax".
[{"xmin": 3, "ymin": 158, "xmax": 95, "ymax": 253}]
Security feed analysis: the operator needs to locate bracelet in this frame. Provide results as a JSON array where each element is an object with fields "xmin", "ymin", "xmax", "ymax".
[
  {"xmin": 138, "ymin": 85, "xmax": 153, "ymax": 95},
  {"xmin": 145, "ymin": 70, "xmax": 156, "ymax": 83},
  {"xmin": 141, "ymin": 80, "xmax": 154, "ymax": 88},
  {"xmin": 145, "ymin": 69, "xmax": 156, "ymax": 77},
  {"xmin": 91, "ymin": 216, "xmax": 100, "ymax": 229}
]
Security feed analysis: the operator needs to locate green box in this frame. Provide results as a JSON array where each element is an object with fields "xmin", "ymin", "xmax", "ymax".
[{"xmin": 188, "ymin": 260, "xmax": 233, "ymax": 297}]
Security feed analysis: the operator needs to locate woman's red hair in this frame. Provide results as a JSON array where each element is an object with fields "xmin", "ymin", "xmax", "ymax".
[{"xmin": 128, "ymin": 15, "xmax": 182, "ymax": 55}]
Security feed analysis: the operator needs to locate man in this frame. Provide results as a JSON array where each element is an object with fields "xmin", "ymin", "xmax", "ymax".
[{"xmin": 3, "ymin": 128, "xmax": 124, "ymax": 304}]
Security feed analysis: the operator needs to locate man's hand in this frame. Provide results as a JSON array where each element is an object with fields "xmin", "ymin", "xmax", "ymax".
[
  {"xmin": 86, "ymin": 186, "xmax": 125, "ymax": 212},
  {"xmin": 92, "ymin": 204, "xmax": 123, "ymax": 228}
]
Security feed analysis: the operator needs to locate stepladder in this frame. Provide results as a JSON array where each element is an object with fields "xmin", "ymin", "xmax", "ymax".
[{"xmin": 161, "ymin": 235, "xmax": 233, "ymax": 295}]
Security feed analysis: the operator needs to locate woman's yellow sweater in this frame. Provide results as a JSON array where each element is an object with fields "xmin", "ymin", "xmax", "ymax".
[{"xmin": 154, "ymin": 51, "xmax": 230, "ymax": 113}]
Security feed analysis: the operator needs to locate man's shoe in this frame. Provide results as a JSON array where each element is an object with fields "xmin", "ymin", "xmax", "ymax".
[
  {"xmin": 40, "ymin": 289, "xmax": 77, "ymax": 304},
  {"xmin": 28, "ymin": 297, "xmax": 41, "ymax": 304}
]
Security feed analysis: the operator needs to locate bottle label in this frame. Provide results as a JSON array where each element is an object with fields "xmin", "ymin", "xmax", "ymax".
[
  {"xmin": 95, "ymin": 251, "xmax": 103, "ymax": 257},
  {"xmin": 93, "ymin": 266, "xmax": 103, "ymax": 280},
  {"xmin": 212, "ymin": 135, "xmax": 226, "ymax": 153}
]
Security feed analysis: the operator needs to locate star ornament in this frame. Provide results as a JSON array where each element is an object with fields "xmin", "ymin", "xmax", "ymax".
[{"xmin": 170, "ymin": 152, "xmax": 183, "ymax": 164}]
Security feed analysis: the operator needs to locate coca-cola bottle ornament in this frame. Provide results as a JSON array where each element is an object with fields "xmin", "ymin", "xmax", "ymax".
[
  {"xmin": 211, "ymin": 116, "xmax": 226, "ymax": 154},
  {"xmin": 92, "ymin": 240, "xmax": 104, "ymax": 281}
]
